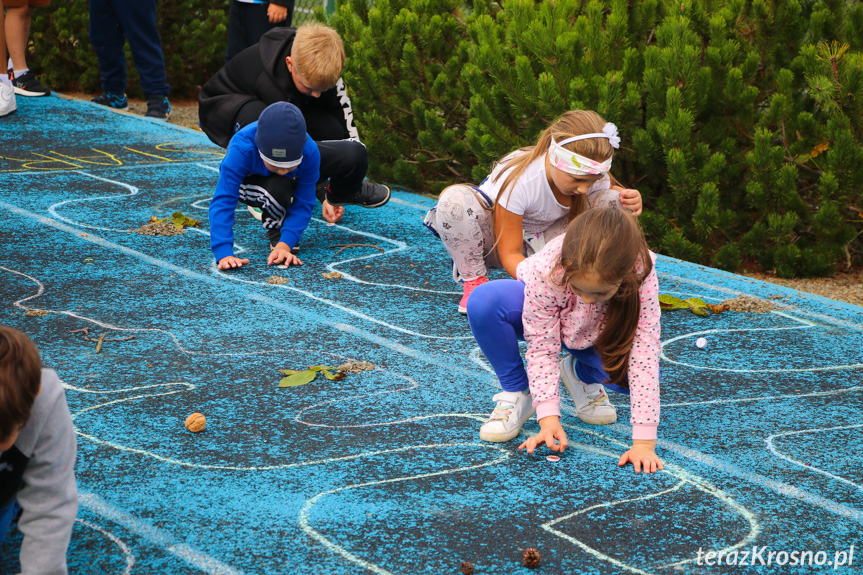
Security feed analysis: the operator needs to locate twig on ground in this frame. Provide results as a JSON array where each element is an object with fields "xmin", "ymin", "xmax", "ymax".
[
  {"xmin": 330, "ymin": 243, "xmax": 385, "ymax": 255},
  {"xmin": 94, "ymin": 333, "xmax": 106, "ymax": 354}
]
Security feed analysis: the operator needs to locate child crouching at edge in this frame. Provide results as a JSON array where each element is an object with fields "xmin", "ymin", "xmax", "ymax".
[
  {"xmin": 0, "ymin": 326, "xmax": 78, "ymax": 573},
  {"xmin": 209, "ymin": 101, "xmax": 320, "ymax": 270},
  {"xmin": 467, "ymin": 207, "xmax": 663, "ymax": 473}
]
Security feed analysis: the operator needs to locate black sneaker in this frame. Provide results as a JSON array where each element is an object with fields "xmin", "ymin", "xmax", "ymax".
[
  {"xmin": 266, "ymin": 228, "xmax": 300, "ymax": 254},
  {"xmin": 326, "ymin": 181, "xmax": 391, "ymax": 208},
  {"xmin": 11, "ymin": 71, "xmax": 50, "ymax": 97},
  {"xmin": 92, "ymin": 92, "xmax": 129, "ymax": 110},
  {"xmin": 145, "ymin": 95, "xmax": 171, "ymax": 120}
]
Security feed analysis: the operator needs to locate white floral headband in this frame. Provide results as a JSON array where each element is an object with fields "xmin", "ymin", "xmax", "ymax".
[{"xmin": 547, "ymin": 122, "xmax": 620, "ymax": 176}]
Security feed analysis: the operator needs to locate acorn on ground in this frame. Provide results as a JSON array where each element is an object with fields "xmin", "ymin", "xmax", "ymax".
[
  {"xmin": 522, "ymin": 547, "xmax": 541, "ymax": 569},
  {"xmin": 459, "ymin": 560, "xmax": 475, "ymax": 575},
  {"xmin": 185, "ymin": 412, "xmax": 206, "ymax": 432}
]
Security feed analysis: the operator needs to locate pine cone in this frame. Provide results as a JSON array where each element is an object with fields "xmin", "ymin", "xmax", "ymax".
[
  {"xmin": 459, "ymin": 560, "xmax": 475, "ymax": 575},
  {"xmin": 522, "ymin": 547, "xmax": 541, "ymax": 569}
]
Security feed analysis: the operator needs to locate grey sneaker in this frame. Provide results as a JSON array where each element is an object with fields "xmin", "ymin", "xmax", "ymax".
[
  {"xmin": 326, "ymin": 181, "xmax": 390, "ymax": 208},
  {"xmin": 11, "ymin": 71, "xmax": 50, "ymax": 97},
  {"xmin": 559, "ymin": 356, "xmax": 617, "ymax": 425}
]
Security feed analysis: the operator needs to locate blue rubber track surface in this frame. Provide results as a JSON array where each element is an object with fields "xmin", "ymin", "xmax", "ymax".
[{"xmin": 0, "ymin": 95, "xmax": 861, "ymax": 575}]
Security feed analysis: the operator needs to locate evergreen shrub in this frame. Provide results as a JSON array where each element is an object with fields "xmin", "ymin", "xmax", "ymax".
[{"xmin": 333, "ymin": 0, "xmax": 863, "ymax": 276}]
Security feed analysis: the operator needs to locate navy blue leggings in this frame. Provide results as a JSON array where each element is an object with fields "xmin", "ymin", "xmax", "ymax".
[
  {"xmin": 0, "ymin": 499, "xmax": 20, "ymax": 545},
  {"xmin": 89, "ymin": 0, "xmax": 170, "ymax": 96},
  {"xmin": 466, "ymin": 279, "xmax": 630, "ymax": 394}
]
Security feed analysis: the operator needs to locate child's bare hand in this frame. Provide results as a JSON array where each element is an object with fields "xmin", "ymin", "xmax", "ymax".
[
  {"xmin": 618, "ymin": 440, "xmax": 663, "ymax": 473},
  {"xmin": 267, "ymin": 3, "xmax": 288, "ymax": 22},
  {"xmin": 618, "ymin": 188, "xmax": 643, "ymax": 216},
  {"xmin": 518, "ymin": 416, "xmax": 568, "ymax": 454},
  {"xmin": 268, "ymin": 243, "xmax": 303, "ymax": 267},
  {"xmin": 217, "ymin": 255, "xmax": 250, "ymax": 270},
  {"xmin": 322, "ymin": 200, "xmax": 344, "ymax": 223}
]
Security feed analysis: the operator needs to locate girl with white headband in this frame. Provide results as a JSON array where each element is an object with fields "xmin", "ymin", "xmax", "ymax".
[{"xmin": 424, "ymin": 110, "xmax": 642, "ymax": 424}]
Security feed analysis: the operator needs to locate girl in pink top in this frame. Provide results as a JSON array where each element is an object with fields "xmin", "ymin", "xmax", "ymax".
[{"xmin": 467, "ymin": 207, "xmax": 663, "ymax": 473}]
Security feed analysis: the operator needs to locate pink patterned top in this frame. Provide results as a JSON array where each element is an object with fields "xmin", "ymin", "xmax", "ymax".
[{"xmin": 516, "ymin": 235, "xmax": 662, "ymax": 440}]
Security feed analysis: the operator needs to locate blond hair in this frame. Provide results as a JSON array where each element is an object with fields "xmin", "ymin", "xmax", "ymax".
[
  {"xmin": 557, "ymin": 207, "xmax": 653, "ymax": 385},
  {"xmin": 291, "ymin": 24, "xmax": 345, "ymax": 90},
  {"xmin": 492, "ymin": 110, "xmax": 616, "ymax": 222}
]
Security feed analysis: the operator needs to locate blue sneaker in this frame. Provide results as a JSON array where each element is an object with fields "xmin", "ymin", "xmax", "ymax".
[
  {"xmin": 145, "ymin": 95, "xmax": 171, "ymax": 120},
  {"xmin": 92, "ymin": 91, "xmax": 129, "ymax": 110}
]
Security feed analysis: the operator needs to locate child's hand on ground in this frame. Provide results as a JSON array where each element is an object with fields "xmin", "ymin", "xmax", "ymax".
[
  {"xmin": 322, "ymin": 200, "xmax": 345, "ymax": 223},
  {"xmin": 268, "ymin": 243, "xmax": 303, "ymax": 267},
  {"xmin": 618, "ymin": 187, "xmax": 643, "ymax": 216},
  {"xmin": 518, "ymin": 416, "xmax": 569, "ymax": 454},
  {"xmin": 267, "ymin": 3, "xmax": 288, "ymax": 22},
  {"xmin": 618, "ymin": 439, "xmax": 663, "ymax": 473},
  {"xmin": 217, "ymin": 255, "xmax": 250, "ymax": 270}
]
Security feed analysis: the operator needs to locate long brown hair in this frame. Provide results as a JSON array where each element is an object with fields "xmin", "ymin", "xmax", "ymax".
[
  {"xmin": 557, "ymin": 208, "xmax": 652, "ymax": 385},
  {"xmin": 0, "ymin": 326, "xmax": 42, "ymax": 441},
  {"xmin": 489, "ymin": 110, "xmax": 616, "ymax": 231}
]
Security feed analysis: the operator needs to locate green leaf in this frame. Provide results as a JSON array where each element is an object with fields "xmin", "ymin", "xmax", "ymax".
[
  {"xmin": 168, "ymin": 211, "xmax": 201, "ymax": 230},
  {"xmin": 278, "ymin": 369, "xmax": 299, "ymax": 375},
  {"xmin": 278, "ymin": 370, "xmax": 317, "ymax": 387},
  {"xmin": 659, "ymin": 294, "xmax": 689, "ymax": 310},
  {"xmin": 323, "ymin": 369, "xmax": 346, "ymax": 381},
  {"xmin": 684, "ymin": 297, "xmax": 708, "ymax": 308}
]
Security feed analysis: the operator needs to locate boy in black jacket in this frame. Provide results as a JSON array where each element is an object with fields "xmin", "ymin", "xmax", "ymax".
[{"xmin": 199, "ymin": 23, "xmax": 389, "ymax": 224}]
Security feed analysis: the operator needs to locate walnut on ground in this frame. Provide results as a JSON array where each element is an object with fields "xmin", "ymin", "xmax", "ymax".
[
  {"xmin": 267, "ymin": 275, "xmax": 289, "ymax": 285},
  {"xmin": 185, "ymin": 412, "xmax": 207, "ymax": 433},
  {"xmin": 719, "ymin": 296, "xmax": 777, "ymax": 313},
  {"xmin": 337, "ymin": 361, "xmax": 376, "ymax": 373},
  {"xmin": 133, "ymin": 220, "xmax": 186, "ymax": 236},
  {"xmin": 522, "ymin": 547, "xmax": 541, "ymax": 569},
  {"xmin": 459, "ymin": 561, "xmax": 475, "ymax": 575}
]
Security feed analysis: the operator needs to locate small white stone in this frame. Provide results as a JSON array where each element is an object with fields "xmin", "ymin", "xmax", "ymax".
[{"xmin": 695, "ymin": 337, "xmax": 707, "ymax": 349}]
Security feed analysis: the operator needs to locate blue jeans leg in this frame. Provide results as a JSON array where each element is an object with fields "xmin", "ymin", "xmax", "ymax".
[
  {"xmin": 467, "ymin": 279, "xmax": 529, "ymax": 393},
  {"xmin": 89, "ymin": 0, "xmax": 128, "ymax": 93},
  {"xmin": 0, "ymin": 499, "xmax": 21, "ymax": 545},
  {"xmin": 564, "ymin": 346, "xmax": 631, "ymax": 395}
]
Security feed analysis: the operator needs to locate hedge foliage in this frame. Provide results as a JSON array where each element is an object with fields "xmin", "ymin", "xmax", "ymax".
[
  {"xmin": 28, "ymin": 0, "xmax": 863, "ymax": 276},
  {"xmin": 332, "ymin": 0, "xmax": 863, "ymax": 277}
]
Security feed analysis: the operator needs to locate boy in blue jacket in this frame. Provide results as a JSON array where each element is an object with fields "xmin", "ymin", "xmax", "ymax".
[{"xmin": 209, "ymin": 101, "xmax": 319, "ymax": 270}]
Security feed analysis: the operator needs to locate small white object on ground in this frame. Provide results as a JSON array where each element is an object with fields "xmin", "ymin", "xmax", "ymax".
[{"xmin": 695, "ymin": 337, "xmax": 708, "ymax": 349}]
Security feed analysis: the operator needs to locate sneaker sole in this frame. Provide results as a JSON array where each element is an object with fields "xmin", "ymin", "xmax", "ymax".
[
  {"xmin": 13, "ymin": 87, "xmax": 49, "ymax": 97},
  {"xmin": 559, "ymin": 358, "xmax": 617, "ymax": 425},
  {"xmin": 247, "ymin": 205, "xmax": 263, "ymax": 220},
  {"xmin": 457, "ymin": 305, "xmax": 467, "ymax": 315},
  {"xmin": 327, "ymin": 185, "xmax": 391, "ymax": 208}
]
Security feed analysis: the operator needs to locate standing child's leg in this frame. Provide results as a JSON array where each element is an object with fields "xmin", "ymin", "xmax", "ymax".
[
  {"xmin": 558, "ymin": 348, "xmax": 619, "ymax": 425},
  {"xmin": 467, "ymin": 279, "xmax": 536, "ymax": 442},
  {"xmin": 424, "ymin": 184, "xmax": 496, "ymax": 313},
  {"xmin": 0, "ymin": 7, "xmax": 17, "ymax": 117}
]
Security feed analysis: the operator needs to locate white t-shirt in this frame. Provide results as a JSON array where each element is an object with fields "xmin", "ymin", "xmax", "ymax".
[{"xmin": 478, "ymin": 151, "xmax": 618, "ymax": 234}]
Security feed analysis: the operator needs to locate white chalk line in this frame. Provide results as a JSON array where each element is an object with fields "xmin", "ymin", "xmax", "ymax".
[
  {"xmin": 766, "ymin": 423, "xmax": 863, "ymax": 492},
  {"xmin": 75, "ymin": 518, "xmax": 135, "ymax": 575},
  {"xmin": 659, "ymin": 270, "xmax": 863, "ymax": 332},
  {"xmin": 584, "ymin": 422, "xmax": 863, "ymax": 525},
  {"xmin": 78, "ymin": 492, "xmax": 245, "ymax": 575},
  {"xmin": 47, "ymin": 171, "xmax": 139, "ymax": 232},
  {"xmin": 0, "ymin": 206, "xmax": 474, "ymax": 348},
  {"xmin": 298, "ymin": 443, "xmax": 513, "ymax": 575},
  {"xmin": 661, "ymin": 310, "xmax": 863, "ymax": 373}
]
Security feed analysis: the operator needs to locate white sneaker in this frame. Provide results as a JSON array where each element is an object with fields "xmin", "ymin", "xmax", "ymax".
[
  {"xmin": 479, "ymin": 390, "xmax": 535, "ymax": 442},
  {"xmin": 559, "ymin": 356, "xmax": 617, "ymax": 425},
  {"xmin": 247, "ymin": 205, "xmax": 263, "ymax": 220},
  {"xmin": 0, "ymin": 82, "xmax": 17, "ymax": 117}
]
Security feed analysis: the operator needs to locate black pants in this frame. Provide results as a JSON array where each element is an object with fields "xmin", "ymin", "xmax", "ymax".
[
  {"xmin": 239, "ymin": 173, "xmax": 295, "ymax": 244},
  {"xmin": 234, "ymin": 101, "xmax": 369, "ymax": 200},
  {"xmin": 225, "ymin": 2, "xmax": 294, "ymax": 64}
]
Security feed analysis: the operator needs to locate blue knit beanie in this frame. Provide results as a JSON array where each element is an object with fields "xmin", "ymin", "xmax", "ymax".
[{"xmin": 255, "ymin": 102, "xmax": 307, "ymax": 168}]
